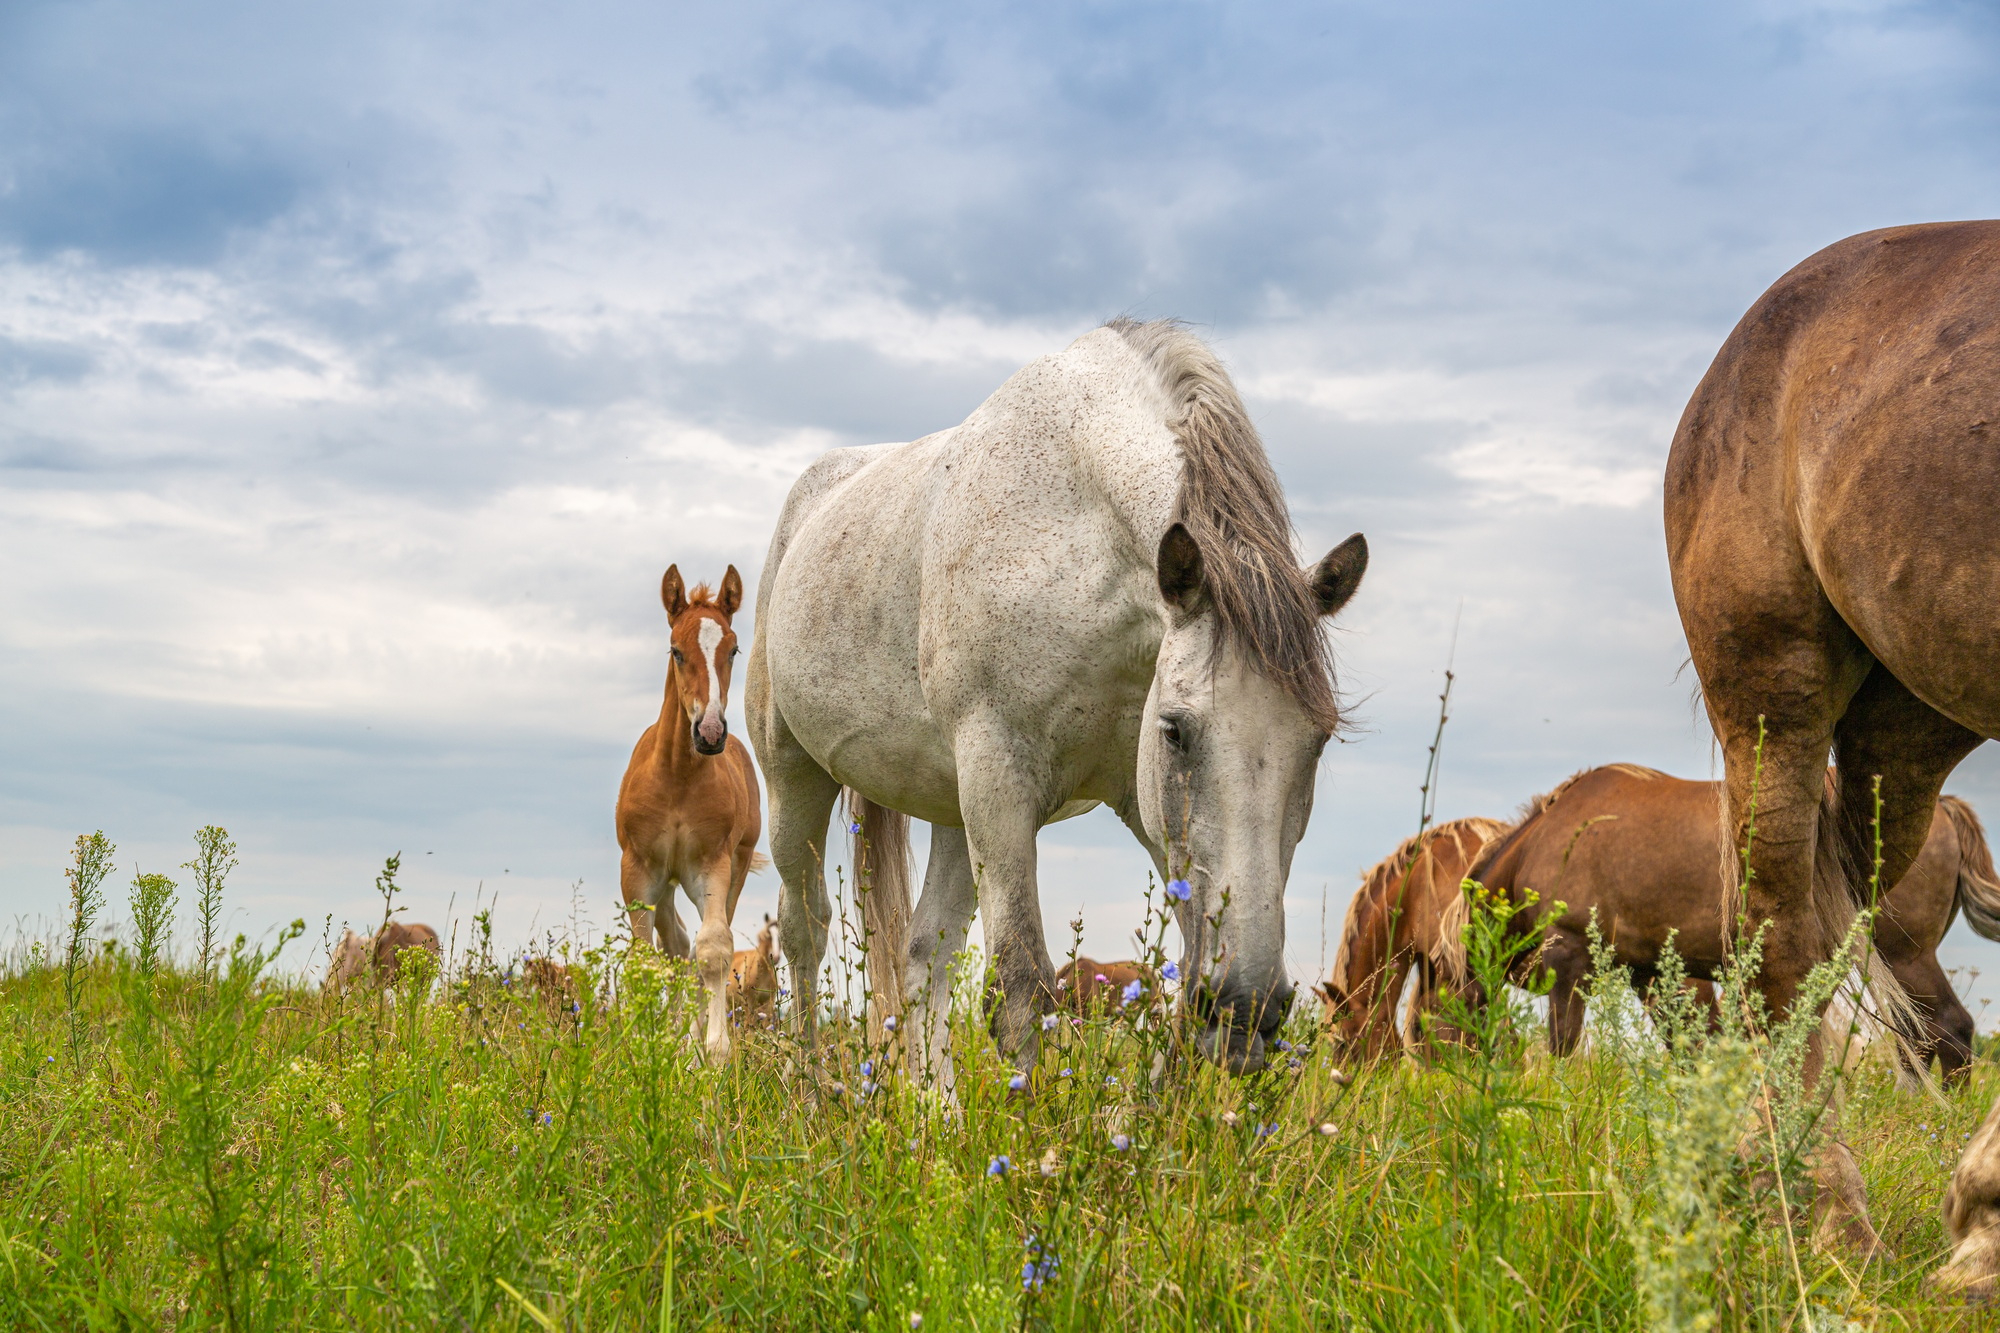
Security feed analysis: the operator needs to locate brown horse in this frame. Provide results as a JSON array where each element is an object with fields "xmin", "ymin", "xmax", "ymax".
[
  {"xmin": 616, "ymin": 565, "xmax": 765, "ymax": 1061},
  {"xmin": 1311, "ymin": 816, "xmax": 1508, "ymax": 1059},
  {"xmin": 326, "ymin": 921, "xmax": 441, "ymax": 994},
  {"xmin": 1441, "ymin": 766, "xmax": 2000, "ymax": 1082},
  {"xmin": 726, "ymin": 914, "xmax": 779, "ymax": 1031},
  {"xmin": 1054, "ymin": 957, "xmax": 1157, "ymax": 1017},
  {"xmin": 1663, "ymin": 220, "xmax": 2000, "ymax": 1279}
]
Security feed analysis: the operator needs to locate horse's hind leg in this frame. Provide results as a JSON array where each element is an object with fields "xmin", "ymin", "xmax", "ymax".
[
  {"xmin": 1886, "ymin": 949, "xmax": 1976, "ymax": 1089},
  {"xmin": 905, "ymin": 824, "xmax": 979, "ymax": 1095},
  {"xmin": 762, "ymin": 728, "xmax": 842, "ymax": 1045}
]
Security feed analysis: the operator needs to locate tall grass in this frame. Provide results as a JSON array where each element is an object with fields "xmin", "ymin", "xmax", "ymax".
[{"xmin": 0, "ymin": 825, "xmax": 1990, "ymax": 1329}]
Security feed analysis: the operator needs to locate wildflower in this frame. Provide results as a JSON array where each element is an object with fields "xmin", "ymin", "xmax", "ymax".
[
  {"xmin": 1105, "ymin": 1075, "xmax": 1118, "ymax": 1087},
  {"xmin": 860, "ymin": 1080, "xmax": 877, "ymax": 1098},
  {"xmin": 1120, "ymin": 979, "xmax": 1143, "ymax": 1006},
  {"xmin": 850, "ymin": 821, "xmax": 862, "ymax": 834},
  {"xmin": 1166, "ymin": 878, "xmax": 1192, "ymax": 902},
  {"xmin": 45, "ymin": 1055, "xmax": 54, "ymax": 1064},
  {"xmin": 1111, "ymin": 1132, "xmax": 1131, "ymax": 1152},
  {"xmin": 1094, "ymin": 973, "xmax": 1108, "ymax": 984},
  {"xmin": 542, "ymin": 1112, "xmax": 553, "ymax": 1127},
  {"xmin": 1319, "ymin": 1122, "xmax": 1338, "ymax": 1137},
  {"xmin": 828, "ymin": 1081, "xmax": 846, "ymax": 1098},
  {"xmin": 1161, "ymin": 961, "xmax": 1181, "ymax": 982},
  {"xmin": 1042, "ymin": 1013, "xmax": 1059, "ymax": 1031},
  {"xmin": 1021, "ymin": 1236, "xmax": 1059, "ymax": 1293},
  {"xmin": 861, "ymin": 1060, "xmax": 875, "ymax": 1079},
  {"xmin": 883, "ymin": 1014, "xmax": 898, "ymax": 1032},
  {"xmin": 1221, "ymin": 1111, "xmax": 1240, "ymax": 1128},
  {"xmin": 1272, "ymin": 1037, "xmax": 1291, "ymax": 1052},
  {"xmin": 1060, "ymin": 1067, "xmax": 1072, "ymax": 1078},
  {"xmin": 1329, "ymin": 1068, "xmax": 1352, "ymax": 1087},
  {"xmin": 1257, "ymin": 1121, "xmax": 1278, "ymax": 1138},
  {"xmin": 987, "ymin": 1155, "xmax": 1010, "ymax": 1177},
  {"xmin": 908, "ymin": 1138, "xmax": 919, "ymax": 1154},
  {"xmin": 1040, "ymin": 1148, "xmax": 1061, "ymax": 1177},
  {"xmin": 910, "ymin": 1316, "xmax": 923, "ymax": 1331},
  {"xmin": 1007, "ymin": 1072, "xmax": 1027, "ymax": 1092}
]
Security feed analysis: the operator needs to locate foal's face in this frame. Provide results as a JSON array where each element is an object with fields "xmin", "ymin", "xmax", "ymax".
[{"xmin": 661, "ymin": 564, "xmax": 744, "ymax": 756}]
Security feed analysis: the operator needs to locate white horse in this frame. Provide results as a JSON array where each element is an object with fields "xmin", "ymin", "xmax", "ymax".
[{"xmin": 745, "ymin": 319, "xmax": 1367, "ymax": 1087}]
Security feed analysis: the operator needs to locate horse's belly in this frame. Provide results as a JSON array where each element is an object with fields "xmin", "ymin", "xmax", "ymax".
[{"xmin": 762, "ymin": 444, "xmax": 966, "ymax": 825}]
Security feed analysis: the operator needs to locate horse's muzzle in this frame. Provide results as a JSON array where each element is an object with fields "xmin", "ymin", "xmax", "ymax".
[
  {"xmin": 692, "ymin": 715, "xmax": 728, "ymax": 755},
  {"xmin": 1191, "ymin": 979, "xmax": 1294, "ymax": 1076}
]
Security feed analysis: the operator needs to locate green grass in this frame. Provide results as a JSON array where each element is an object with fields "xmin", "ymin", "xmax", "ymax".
[{"xmin": 0, "ymin": 891, "xmax": 1993, "ymax": 1328}]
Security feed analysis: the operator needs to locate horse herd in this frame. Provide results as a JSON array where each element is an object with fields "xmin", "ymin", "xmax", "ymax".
[{"xmin": 339, "ymin": 220, "xmax": 2000, "ymax": 1297}]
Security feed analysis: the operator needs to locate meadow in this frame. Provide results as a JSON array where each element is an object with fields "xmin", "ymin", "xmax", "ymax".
[{"xmin": 1, "ymin": 828, "xmax": 1994, "ymax": 1331}]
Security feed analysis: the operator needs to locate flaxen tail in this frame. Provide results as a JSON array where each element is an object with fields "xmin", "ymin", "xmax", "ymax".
[
  {"xmin": 846, "ymin": 789, "xmax": 911, "ymax": 1042},
  {"xmin": 1941, "ymin": 795, "xmax": 2000, "ymax": 940},
  {"xmin": 1808, "ymin": 774, "xmax": 1923, "ymax": 1041}
]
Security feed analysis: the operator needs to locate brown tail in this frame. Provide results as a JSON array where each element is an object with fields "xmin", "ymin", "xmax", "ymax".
[
  {"xmin": 1808, "ymin": 774, "xmax": 1921, "ymax": 1039},
  {"xmin": 1941, "ymin": 795, "xmax": 2000, "ymax": 941},
  {"xmin": 846, "ymin": 789, "xmax": 911, "ymax": 1041}
]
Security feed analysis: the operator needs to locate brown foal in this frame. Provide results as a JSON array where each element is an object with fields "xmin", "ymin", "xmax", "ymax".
[{"xmin": 616, "ymin": 565, "xmax": 765, "ymax": 1060}]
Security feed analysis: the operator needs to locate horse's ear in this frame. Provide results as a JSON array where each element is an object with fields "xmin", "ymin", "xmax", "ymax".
[
  {"xmin": 718, "ymin": 565, "xmax": 744, "ymax": 618},
  {"xmin": 1156, "ymin": 523, "xmax": 1206, "ymax": 611},
  {"xmin": 1310, "ymin": 534, "xmax": 1368, "ymax": 616},
  {"xmin": 662, "ymin": 566, "xmax": 688, "ymax": 620}
]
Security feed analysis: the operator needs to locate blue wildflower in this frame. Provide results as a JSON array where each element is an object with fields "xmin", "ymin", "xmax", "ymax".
[
  {"xmin": 1060, "ymin": 1067, "xmax": 1072, "ymax": 1078},
  {"xmin": 987, "ymin": 1155, "xmax": 1010, "ymax": 1177},
  {"xmin": 543, "ymin": 1112, "xmax": 553, "ymax": 1127},
  {"xmin": 1273, "ymin": 1038, "xmax": 1291, "ymax": 1052},
  {"xmin": 1111, "ymin": 1132, "xmax": 1131, "ymax": 1151},
  {"xmin": 1042, "ymin": 1012, "xmax": 1059, "ymax": 1031},
  {"xmin": 1257, "ymin": 1121, "xmax": 1278, "ymax": 1138},
  {"xmin": 1161, "ymin": 961, "xmax": 1181, "ymax": 982},
  {"xmin": 861, "ymin": 1080, "xmax": 877, "ymax": 1097},
  {"xmin": 883, "ymin": 1014, "xmax": 898, "ymax": 1031},
  {"xmin": 861, "ymin": 1060, "xmax": 875, "ymax": 1079},
  {"xmin": 1121, "ymin": 979, "xmax": 1143, "ymax": 1006},
  {"xmin": 1165, "ymin": 878, "xmax": 1192, "ymax": 902},
  {"xmin": 1020, "ymin": 1236, "xmax": 1059, "ymax": 1292},
  {"xmin": 1007, "ymin": 1072, "xmax": 1027, "ymax": 1091},
  {"xmin": 850, "ymin": 821, "xmax": 862, "ymax": 834}
]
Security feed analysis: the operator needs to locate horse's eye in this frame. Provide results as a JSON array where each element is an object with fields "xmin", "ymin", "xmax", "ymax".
[
  {"xmin": 671, "ymin": 648, "xmax": 685, "ymax": 665},
  {"xmin": 732, "ymin": 647, "xmax": 741, "ymax": 659},
  {"xmin": 1158, "ymin": 714, "xmax": 1187, "ymax": 751}
]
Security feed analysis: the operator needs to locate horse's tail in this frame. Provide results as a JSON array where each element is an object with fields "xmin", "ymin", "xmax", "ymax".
[
  {"xmin": 846, "ymin": 789, "xmax": 911, "ymax": 1041},
  {"xmin": 1808, "ymin": 773, "xmax": 1922, "ymax": 1041},
  {"xmin": 748, "ymin": 850, "xmax": 772, "ymax": 874},
  {"xmin": 1940, "ymin": 795, "xmax": 2000, "ymax": 940}
]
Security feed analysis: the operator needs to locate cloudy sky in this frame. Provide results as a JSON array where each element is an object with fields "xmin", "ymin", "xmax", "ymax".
[{"xmin": 4, "ymin": 0, "xmax": 2000, "ymax": 1008}]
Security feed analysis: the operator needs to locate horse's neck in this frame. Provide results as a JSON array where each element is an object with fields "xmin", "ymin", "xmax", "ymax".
[{"xmin": 651, "ymin": 666, "xmax": 699, "ymax": 770}]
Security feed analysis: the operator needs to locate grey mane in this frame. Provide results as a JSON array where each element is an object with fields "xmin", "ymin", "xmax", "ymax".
[{"xmin": 1108, "ymin": 317, "xmax": 1340, "ymax": 730}]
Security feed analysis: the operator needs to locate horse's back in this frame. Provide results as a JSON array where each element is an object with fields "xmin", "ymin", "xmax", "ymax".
[{"xmin": 1668, "ymin": 220, "xmax": 2000, "ymax": 737}]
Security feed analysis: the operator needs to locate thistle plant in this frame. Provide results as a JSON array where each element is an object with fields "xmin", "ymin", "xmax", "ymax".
[
  {"xmin": 185, "ymin": 825, "xmax": 238, "ymax": 979},
  {"xmin": 62, "ymin": 831, "xmax": 115, "ymax": 1064},
  {"xmin": 130, "ymin": 870, "xmax": 178, "ymax": 978}
]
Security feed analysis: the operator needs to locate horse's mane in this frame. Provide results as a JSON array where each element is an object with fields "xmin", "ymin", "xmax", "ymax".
[
  {"xmin": 1331, "ymin": 816, "xmax": 1510, "ymax": 988},
  {"xmin": 1108, "ymin": 317, "xmax": 1340, "ymax": 731},
  {"xmin": 1461, "ymin": 763, "xmax": 1670, "ymax": 893},
  {"xmin": 682, "ymin": 583, "xmax": 718, "ymax": 609}
]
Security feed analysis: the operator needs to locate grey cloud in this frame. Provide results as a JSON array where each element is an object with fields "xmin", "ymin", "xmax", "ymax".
[
  {"xmin": 0, "ymin": 334, "xmax": 93, "ymax": 388},
  {"xmin": 0, "ymin": 128, "xmax": 302, "ymax": 266}
]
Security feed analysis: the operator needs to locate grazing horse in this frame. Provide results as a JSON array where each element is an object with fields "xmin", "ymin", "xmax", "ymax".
[
  {"xmin": 747, "ymin": 319, "xmax": 1367, "ymax": 1088},
  {"xmin": 1434, "ymin": 766, "xmax": 2000, "ymax": 1082},
  {"xmin": 1054, "ymin": 957, "xmax": 1158, "ymax": 1017},
  {"xmin": 726, "ymin": 915, "xmax": 779, "ymax": 1031},
  {"xmin": 1662, "ymin": 220, "xmax": 2000, "ymax": 1278},
  {"xmin": 616, "ymin": 566, "xmax": 765, "ymax": 1061},
  {"xmin": 326, "ymin": 921, "xmax": 441, "ymax": 994},
  {"xmin": 1312, "ymin": 816, "xmax": 1508, "ymax": 1060}
]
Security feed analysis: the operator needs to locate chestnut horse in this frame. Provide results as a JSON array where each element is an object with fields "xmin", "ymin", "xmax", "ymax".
[
  {"xmin": 1436, "ymin": 766, "xmax": 2000, "ymax": 1082},
  {"xmin": 326, "ymin": 921, "xmax": 441, "ymax": 995},
  {"xmin": 726, "ymin": 915, "xmax": 779, "ymax": 1031},
  {"xmin": 617, "ymin": 566, "xmax": 765, "ymax": 1060},
  {"xmin": 1054, "ymin": 957, "xmax": 1158, "ymax": 1017},
  {"xmin": 1663, "ymin": 220, "xmax": 2000, "ymax": 1279},
  {"xmin": 1311, "ymin": 816, "xmax": 1507, "ymax": 1059}
]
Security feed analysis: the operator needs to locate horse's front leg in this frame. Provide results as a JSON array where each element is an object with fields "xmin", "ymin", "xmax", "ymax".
[
  {"xmin": 958, "ymin": 740, "xmax": 1058, "ymax": 1069},
  {"xmin": 905, "ymin": 824, "xmax": 979, "ymax": 1095},
  {"xmin": 691, "ymin": 854, "xmax": 738, "ymax": 1061}
]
